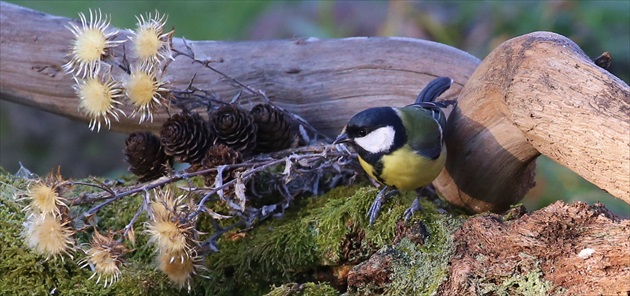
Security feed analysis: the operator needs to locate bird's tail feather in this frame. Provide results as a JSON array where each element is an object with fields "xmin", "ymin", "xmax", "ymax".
[{"xmin": 414, "ymin": 77, "xmax": 453, "ymax": 104}]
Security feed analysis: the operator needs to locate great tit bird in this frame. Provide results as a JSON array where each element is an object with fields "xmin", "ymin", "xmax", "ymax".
[{"xmin": 334, "ymin": 76, "xmax": 456, "ymax": 224}]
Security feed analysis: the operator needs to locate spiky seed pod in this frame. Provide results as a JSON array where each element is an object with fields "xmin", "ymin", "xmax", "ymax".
[
  {"xmin": 123, "ymin": 64, "xmax": 169, "ymax": 123},
  {"xmin": 201, "ymin": 144, "xmax": 242, "ymax": 186},
  {"xmin": 158, "ymin": 249, "xmax": 203, "ymax": 291},
  {"xmin": 250, "ymin": 103, "xmax": 294, "ymax": 153},
  {"xmin": 73, "ymin": 75, "xmax": 125, "ymax": 132},
  {"xmin": 25, "ymin": 182, "xmax": 67, "ymax": 218},
  {"xmin": 23, "ymin": 213, "xmax": 75, "ymax": 259},
  {"xmin": 129, "ymin": 11, "xmax": 173, "ymax": 65},
  {"xmin": 64, "ymin": 9, "xmax": 121, "ymax": 78},
  {"xmin": 211, "ymin": 105, "xmax": 257, "ymax": 155},
  {"xmin": 160, "ymin": 113, "xmax": 213, "ymax": 165},
  {"xmin": 146, "ymin": 189, "xmax": 199, "ymax": 263},
  {"xmin": 123, "ymin": 131, "xmax": 173, "ymax": 181},
  {"xmin": 81, "ymin": 231, "xmax": 128, "ymax": 288}
]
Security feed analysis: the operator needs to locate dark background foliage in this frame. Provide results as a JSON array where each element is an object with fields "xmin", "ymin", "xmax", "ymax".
[{"xmin": 1, "ymin": 0, "xmax": 628, "ymax": 217}]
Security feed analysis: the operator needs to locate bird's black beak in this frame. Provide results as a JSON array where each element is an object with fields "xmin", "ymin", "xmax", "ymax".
[{"xmin": 333, "ymin": 132, "xmax": 351, "ymax": 145}]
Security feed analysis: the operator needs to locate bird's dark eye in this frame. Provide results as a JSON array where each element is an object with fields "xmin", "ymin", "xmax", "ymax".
[{"xmin": 358, "ymin": 129, "xmax": 367, "ymax": 137}]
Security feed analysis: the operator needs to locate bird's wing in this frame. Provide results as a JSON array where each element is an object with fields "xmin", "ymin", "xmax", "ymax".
[{"xmin": 399, "ymin": 105, "xmax": 445, "ymax": 160}]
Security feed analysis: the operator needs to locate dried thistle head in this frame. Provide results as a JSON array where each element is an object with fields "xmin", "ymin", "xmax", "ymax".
[
  {"xmin": 130, "ymin": 11, "xmax": 173, "ymax": 65},
  {"xmin": 23, "ymin": 213, "xmax": 75, "ymax": 260},
  {"xmin": 74, "ymin": 74, "xmax": 125, "ymax": 131},
  {"xmin": 123, "ymin": 64, "xmax": 169, "ymax": 123},
  {"xmin": 64, "ymin": 9, "xmax": 120, "ymax": 78},
  {"xmin": 25, "ymin": 178, "xmax": 67, "ymax": 218},
  {"xmin": 146, "ymin": 189, "xmax": 198, "ymax": 262},
  {"xmin": 80, "ymin": 230, "xmax": 128, "ymax": 288},
  {"xmin": 158, "ymin": 249, "xmax": 203, "ymax": 291}
]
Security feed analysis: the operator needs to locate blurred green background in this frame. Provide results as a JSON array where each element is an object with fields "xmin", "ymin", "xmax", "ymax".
[{"xmin": 1, "ymin": 0, "xmax": 628, "ymax": 218}]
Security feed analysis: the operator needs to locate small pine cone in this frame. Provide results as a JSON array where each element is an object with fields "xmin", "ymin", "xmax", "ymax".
[
  {"xmin": 160, "ymin": 113, "xmax": 213, "ymax": 165},
  {"xmin": 210, "ymin": 105, "xmax": 257, "ymax": 154},
  {"xmin": 124, "ymin": 132, "xmax": 173, "ymax": 182},
  {"xmin": 250, "ymin": 103, "xmax": 293, "ymax": 153},
  {"xmin": 201, "ymin": 144, "xmax": 242, "ymax": 187}
]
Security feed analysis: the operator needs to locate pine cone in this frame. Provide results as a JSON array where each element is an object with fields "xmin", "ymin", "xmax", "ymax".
[
  {"xmin": 123, "ymin": 131, "xmax": 173, "ymax": 182},
  {"xmin": 201, "ymin": 144, "xmax": 242, "ymax": 187},
  {"xmin": 160, "ymin": 113, "xmax": 213, "ymax": 165},
  {"xmin": 250, "ymin": 103, "xmax": 293, "ymax": 153},
  {"xmin": 210, "ymin": 105, "xmax": 257, "ymax": 154}
]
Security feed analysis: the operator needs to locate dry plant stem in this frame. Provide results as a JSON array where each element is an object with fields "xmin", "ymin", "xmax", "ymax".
[
  {"xmin": 122, "ymin": 191, "xmax": 149, "ymax": 238},
  {"xmin": 189, "ymin": 146, "xmax": 351, "ymax": 219},
  {"xmin": 171, "ymin": 45, "xmax": 330, "ymax": 141},
  {"xmin": 173, "ymin": 43, "xmax": 268, "ymax": 102}
]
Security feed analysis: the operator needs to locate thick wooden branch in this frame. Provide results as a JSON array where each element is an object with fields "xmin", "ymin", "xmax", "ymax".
[
  {"xmin": 0, "ymin": 2, "xmax": 478, "ymax": 138},
  {"xmin": 1, "ymin": 2, "xmax": 628, "ymax": 211},
  {"xmin": 436, "ymin": 31, "xmax": 630, "ymax": 212}
]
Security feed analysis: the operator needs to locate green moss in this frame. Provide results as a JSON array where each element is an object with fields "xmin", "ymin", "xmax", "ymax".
[
  {"xmin": 0, "ymin": 168, "xmax": 470, "ymax": 295},
  {"xmin": 265, "ymin": 282, "xmax": 339, "ymax": 296},
  {"xmin": 347, "ymin": 200, "xmax": 467, "ymax": 296},
  {"xmin": 478, "ymin": 265, "xmax": 555, "ymax": 296},
  {"xmin": 0, "ymin": 171, "xmax": 187, "ymax": 295}
]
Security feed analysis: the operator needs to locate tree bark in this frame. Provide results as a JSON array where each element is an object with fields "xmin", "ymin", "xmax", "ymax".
[
  {"xmin": 1, "ymin": 2, "xmax": 628, "ymax": 211},
  {"xmin": 436, "ymin": 31, "xmax": 630, "ymax": 213}
]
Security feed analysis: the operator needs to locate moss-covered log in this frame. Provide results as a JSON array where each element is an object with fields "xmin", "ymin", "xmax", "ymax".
[{"xmin": 1, "ymin": 170, "xmax": 628, "ymax": 295}]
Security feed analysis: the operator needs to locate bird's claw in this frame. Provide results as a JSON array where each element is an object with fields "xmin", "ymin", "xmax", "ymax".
[
  {"xmin": 403, "ymin": 197, "xmax": 424, "ymax": 222},
  {"xmin": 367, "ymin": 187, "xmax": 392, "ymax": 225}
]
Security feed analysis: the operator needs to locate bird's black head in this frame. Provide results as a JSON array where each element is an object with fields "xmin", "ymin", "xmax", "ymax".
[{"xmin": 335, "ymin": 107, "xmax": 406, "ymax": 162}]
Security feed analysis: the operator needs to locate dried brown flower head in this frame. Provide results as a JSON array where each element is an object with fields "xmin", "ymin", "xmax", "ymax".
[
  {"xmin": 201, "ymin": 144, "xmax": 242, "ymax": 187},
  {"xmin": 160, "ymin": 113, "xmax": 213, "ymax": 165},
  {"xmin": 81, "ymin": 230, "xmax": 128, "ymax": 288},
  {"xmin": 250, "ymin": 103, "xmax": 294, "ymax": 152},
  {"xmin": 123, "ymin": 131, "xmax": 173, "ymax": 181},
  {"xmin": 146, "ymin": 189, "xmax": 199, "ymax": 263},
  {"xmin": 24, "ymin": 214, "xmax": 75, "ymax": 260},
  {"xmin": 211, "ymin": 105, "xmax": 257, "ymax": 154}
]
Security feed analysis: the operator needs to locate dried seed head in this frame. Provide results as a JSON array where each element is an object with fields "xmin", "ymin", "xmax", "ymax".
[
  {"xmin": 160, "ymin": 113, "xmax": 213, "ymax": 165},
  {"xmin": 24, "ymin": 214, "xmax": 75, "ymax": 259},
  {"xmin": 74, "ymin": 75, "xmax": 125, "ymax": 131},
  {"xmin": 130, "ymin": 11, "xmax": 173, "ymax": 65},
  {"xmin": 123, "ymin": 131, "xmax": 173, "ymax": 181},
  {"xmin": 64, "ymin": 9, "xmax": 120, "ymax": 78},
  {"xmin": 124, "ymin": 65, "xmax": 169, "ymax": 123},
  {"xmin": 158, "ymin": 250, "xmax": 203, "ymax": 291},
  {"xmin": 26, "ymin": 182, "xmax": 67, "ymax": 218},
  {"xmin": 81, "ymin": 230, "xmax": 128, "ymax": 288},
  {"xmin": 146, "ymin": 189, "xmax": 198, "ymax": 261}
]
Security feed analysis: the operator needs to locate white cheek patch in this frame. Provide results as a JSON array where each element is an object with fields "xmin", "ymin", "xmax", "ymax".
[{"xmin": 354, "ymin": 126, "xmax": 396, "ymax": 154}]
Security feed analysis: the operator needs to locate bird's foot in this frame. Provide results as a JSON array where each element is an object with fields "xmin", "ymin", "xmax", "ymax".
[
  {"xmin": 367, "ymin": 187, "xmax": 396, "ymax": 225},
  {"xmin": 403, "ymin": 196, "xmax": 424, "ymax": 222}
]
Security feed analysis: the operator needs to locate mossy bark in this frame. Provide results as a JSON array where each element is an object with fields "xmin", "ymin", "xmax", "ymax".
[{"xmin": 1, "ymin": 169, "xmax": 628, "ymax": 295}]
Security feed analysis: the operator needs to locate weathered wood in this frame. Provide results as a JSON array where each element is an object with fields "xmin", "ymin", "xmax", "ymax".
[
  {"xmin": 1, "ymin": 2, "xmax": 629, "ymax": 211},
  {"xmin": 436, "ymin": 31, "xmax": 630, "ymax": 212},
  {"xmin": 0, "ymin": 2, "xmax": 479, "ymax": 138}
]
